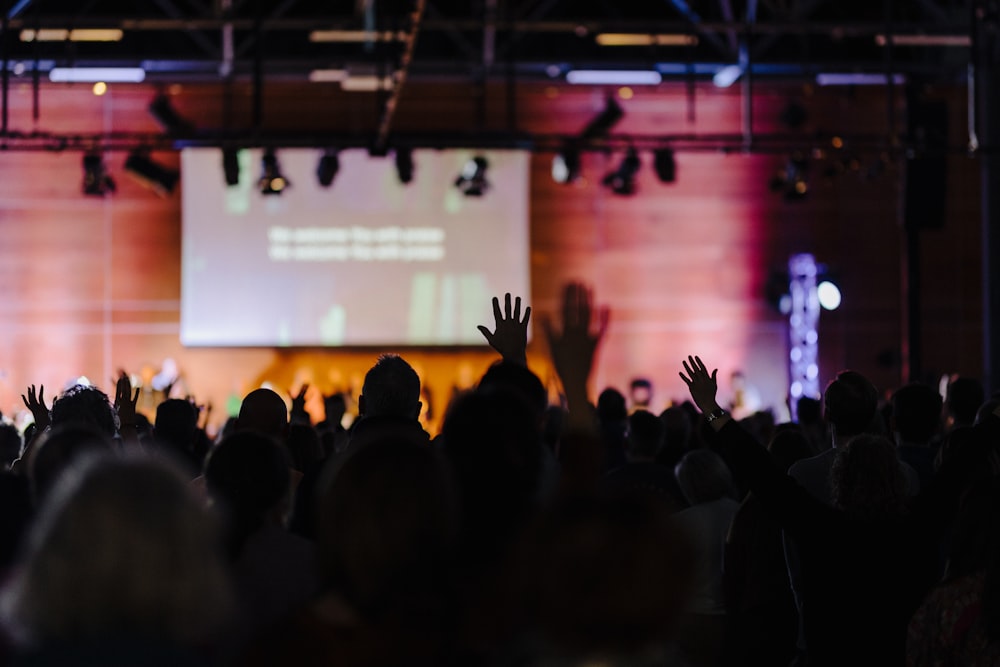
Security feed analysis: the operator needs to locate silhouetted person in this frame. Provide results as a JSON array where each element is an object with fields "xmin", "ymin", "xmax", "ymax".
[
  {"xmin": 604, "ymin": 410, "xmax": 687, "ymax": 508},
  {"xmin": 154, "ymin": 398, "xmax": 202, "ymax": 478},
  {"xmin": 349, "ymin": 354, "xmax": 429, "ymax": 450},
  {"xmin": 237, "ymin": 388, "xmax": 288, "ymax": 440},
  {"xmin": 946, "ymin": 376, "xmax": 985, "ymax": 430},
  {"xmin": 596, "ymin": 387, "xmax": 628, "ymax": 471},
  {"xmin": 891, "ymin": 383, "xmax": 943, "ymax": 488}
]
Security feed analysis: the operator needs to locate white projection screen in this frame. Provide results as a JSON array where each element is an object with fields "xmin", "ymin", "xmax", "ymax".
[{"xmin": 180, "ymin": 148, "xmax": 530, "ymax": 347}]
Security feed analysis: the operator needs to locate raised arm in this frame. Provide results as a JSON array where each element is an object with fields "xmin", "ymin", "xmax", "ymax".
[
  {"xmin": 477, "ymin": 293, "xmax": 531, "ymax": 366},
  {"xmin": 679, "ymin": 355, "xmax": 827, "ymax": 536}
]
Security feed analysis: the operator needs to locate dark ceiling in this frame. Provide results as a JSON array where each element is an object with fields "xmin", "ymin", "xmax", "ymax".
[{"xmin": 0, "ymin": 0, "xmax": 981, "ymax": 83}]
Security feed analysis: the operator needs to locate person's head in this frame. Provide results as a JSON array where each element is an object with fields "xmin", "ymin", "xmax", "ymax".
[
  {"xmin": 287, "ymin": 423, "xmax": 323, "ymax": 473},
  {"xmin": 658, "ymin": 406, "xmax": 692, "ymax": 467},
  {"xmin": 629, "ymin": 378, "xmax": 653, "ymax": 409},
  {"xmin": 359, "ymin": 354, "xmax": 421, "ymax": 420},
  {"xmin": 597, "ymin": 388, "xmax": 627, "ymax": 424},
  {"xmin": 1, "ymin": 454, "xmax": 232, "ymax": 646},
  {"xmin": 154, "ymin": 399, "xmax": 199, "ymax": 451},
  {"xmin": 824, "ymin": 370, "xmax": 879, "ymax": 442},
  {"xmin": 674, "ymin": 449, "xmax": 734, "ymax": 505},
  {"xmin": 625, "ymin": 410, "xmax": 664, "ymax": 462},
  {"xmin": 478, "ymin": 361, "xmax": 548, "ymax": 421},
  {"xmin": 49, "ymin": 385, "xmax": 117, "ymax": 438},
  {"xmin": 891, "ymin": 383, "xmax": 943, "ymax": 445},
  {"xmin": 323, "ymin": 393, "xmax": 347, "ymax": 426},
  {"xmin": 28, "ymin": 424, "xmax": 115, "ymax": 507},
  {"xmin": 831, "ymin": 434, "xmax": 907, "ymax": 519},
  {"xmin": 236, "ymin": 388, "xmax": 288, "ymax": 439},
  {"xmin": 767, "ymin": 425, "xmax": 812, "ymax": 473},
  {"xmin": 0, "ymin": 423, "xmax": 22, "ymax": 468},
  {"xmin": 796, "ymin": 396, "xmax": 823, "ymax": 425},
  {"xmin": 204, "ymin": 432, "xmax": 291, "ymax": 557},
  {"xmin": 318, "ymin": 437, "xmax": 457, "ymax": 620},
  {"xmin": 947, "ymin": 377, "xmax": 985, "ymax": 427}
]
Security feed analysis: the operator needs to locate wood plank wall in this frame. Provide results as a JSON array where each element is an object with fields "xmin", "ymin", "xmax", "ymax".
[{"xmin": 0, "ymin": 80, "xmax": 982, "ymax": 431}]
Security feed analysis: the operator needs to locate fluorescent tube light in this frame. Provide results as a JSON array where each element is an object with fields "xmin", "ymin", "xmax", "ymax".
[
  {"xmin": 815, "ymin": 73, "xmax": 905, "ymax": 86},
  {"xmin": 565, "ymin": 70, "xmax": 662, "ymax": 85},
  {"xmin": 309, "ymin": 30, "xmax": 406, "ymax": 43},
  {"xmin": 875, "ymin": 34, "xmax": 970, "ymax": 47},
  {"xmin": 308, "ymin": 69, "xmax": 348, "ymax": 82},
  {"xmin": 595, "ymin": 33, "xmax": 698, "ymax": 47},
  {"xmin": 49, "ymin": 67, "xmax": 146, "ymax": 83},
  {"xmin": 340, "ymin": 75, "xmax": 396, "ymax": 91},
  {"xmin": 22, "ymin": 28, "xmax": 123, "ymax": 42}
]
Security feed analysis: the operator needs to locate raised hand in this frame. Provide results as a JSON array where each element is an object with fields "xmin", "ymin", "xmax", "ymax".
[
  {"xmin": 290, "ymin": 384, "xmax": 311, "ymax": 424},
  {"xmin": 21, "ymin": 384, "xmax": 50, "ymax": 432},
  {"xmin": 114, "ymin": 372, "xmax": 140, "ymax": 430},
  {"xmin": 543, "ymin": 282, "xmax": 609, "ymax": 390},
  {"xmin": 477, "ymin": 293, "xmax": 531, "ymax": 365},
  {"xmin": 679, "ymin": 355, "xmax": 722, "ymax": 415}
]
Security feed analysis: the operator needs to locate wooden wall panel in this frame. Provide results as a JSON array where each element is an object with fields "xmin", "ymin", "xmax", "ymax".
[{"xmin": 0, "ymin": 80, "xmax": 983, "ymax": 431}]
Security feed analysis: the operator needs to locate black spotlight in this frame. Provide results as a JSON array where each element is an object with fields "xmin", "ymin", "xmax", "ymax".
[
  {"xmin": 222, "ymin": 148, "xmax": 241, "ymax": 187},
  {"xmin": 259, "ymin": 149, "xmax": 288, "ymax": 195},
  {"xmin": 124, "ymin": 150, "xmax": 179, "ymax": 197},
  {"xmin": 395, "ymin": 147, "xmax": 414, "ymax": 185},
  {"xmin": 455, "ymin": 156, "xmax": 489, "ymax": 196},
  {"xmin": 552, "ymin": 143, "xmax": 581, "ymax": 184},
  {"xmin": 653, "ymin": 148, "xmax": 677, "ymax": 183},
  {"xmin": 148, "ymin": 94, "xmax": 196, "ymax": 135},
  {"xmin": 602, "ymin": 147, "xmax": 641, "ymax": 196},
  {"xmin": 581, "ymin": 97, "xmax": 624, "ymax": 139},
  {"xmin": 316, "ymin": 149, "xmax": 340, "ymax": 188},
  {"xmin": 82, "ymin": 153, "xmax": 115, "ymax": 196}
]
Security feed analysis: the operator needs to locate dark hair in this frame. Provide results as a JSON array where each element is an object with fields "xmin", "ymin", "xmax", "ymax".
[
  {"xmin": 824, "ymin": 371, "xmax": 879, "ymax": 438},
  {"xmin": 674, "ymin": 449, "xmax": 733, "ymax": 505},
  {"xmin": 891, "ymin": 383, "xmax": 943, "ymax": 444},
  {"xmin": 287, "ymin": 423, "xmax": 323, "ymax": 473},
  {"xmin": 237, "ymin": 388, "xmax": 288, "ymax": 438},
  {"xmin": 657, "ymin": 406, "xmax": 692, "ymax": 468},
  {"xmin": 361, "ymin": 354, "xmax": 421, "ymax": 419},
  {"xmin": 947, "ymin": 377, "xmax": 985, "ymax": 426},
  {"xmin": 0, "ymin": 423, "xmax": 22, "ymax": 466},
  {"xmin": 767, "ymin": 425, "xmax": 812, "ymax": 473},
  {"xmin": 50, "ymin": 385, "xmax": 117, "ymax": 438},
  {"xmin": 29, "ymin": 424, "xmax": 115, "ymax": 506},
  {"xmin": 204, "ymin": 432, "xmax": 290, "ymax": 559},
  {"xmin": 626, "ymin": 410, "xmax": 665, "ymax": 460},
  {"xmin": 830, "ymin": 435, "xmax": 907, "ymax": 520},
  {"xmin": 478, "ymin": 361, "xmax": 547, "ymax": 418},
  {"xmin": 597, "ymin": 388, "xmax": 627, "ymax": 423}
]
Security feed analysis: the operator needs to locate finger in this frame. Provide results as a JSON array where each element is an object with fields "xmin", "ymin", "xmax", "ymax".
[
  {"xmin": 521, "ymin": 305, "xmax": 532, "ymax": 326},
  {"xmin": 492, "ymin": 296, "xmax": 502, "ymax": 324},
  {"xmin": 540, "ymin": 315, "xmax": 555, "ymax": 346},
  {"xmin": 504, "ymin": 293, "xmax": 512, "ymax": 320},
  {"xmin": 513, "ymin": 296, "xmax": 521, "ymax": 323},
  {"xmin": 595, "ymin": 306, "xmax": 610, "ymax": 339},
  {"xmin": 682, "ymin": 359, "xmax": 694, "ymax": 377},
  {"xmin": 132, "ymin": 388, "xmax": 140, "ymax": 403},
  {"xmin": 694, "ymin": 356, "xmax": 707, "ymax": 373},
  {"xmin": 21, "ymin": 395, "xmax": 29, "ymax": 409},
  {"xmin": 562, "ymin": 284, "xmax": 576, "ymax": 329},
  {"xmin": 679, "ymin": 372, "xmax": 692, "ymax": 386},
  {"xmin": 477, "ymin": 325, "xmax": 495, "ymax": 345},
  {"xmin": 38, "ymin": 385, "xmax": 45, "ymax": 406}
]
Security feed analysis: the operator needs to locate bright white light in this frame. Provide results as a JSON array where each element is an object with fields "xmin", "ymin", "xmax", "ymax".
[
  {"xmin": 565, "ymin": 70, "xmax": 662, "ymax": 85},
  {"xmin": 49, "ymin": 67, "xmax": 145, "ymax": 83},
  {"xmin": 790, "ymin": 347, "xmax": 802, "ymax": 362},
  {"xmin": 817, "ymin": 281, "xmax": 842, "ymax": 310},
  {"xmin": 713, "ymin": 64, "xmax": 743, "ymax": 88},
  {"xmin": 308, "ymin": 69, "xmax": 347, "ymax": 83},
  {"xmin": 790, "ymin": 381, "xmax": 803, "ymax": 397},
  {"xmin": 552, "ymin": 155, "xmax": 570, "ymax": 183},
  {"xmin": 806, "ymin": 364, "xmax": 819, "ymax": 379}
]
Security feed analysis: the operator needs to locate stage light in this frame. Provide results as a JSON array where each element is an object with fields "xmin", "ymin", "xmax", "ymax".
[
  {"xmin": 455, "ymin": 156, "xmax": 490, "ymax": 196},
  {"xmin": 817, "ymin": 281, "xmax": 842, "ymax": 311},
  {"xmin": 82, "ymin": 153, "xmax": 115, "ymax": 196},
  {"xmin": 602, "ymin": 147, "xmax": 641, "ymax": 196},
  {"xmin": 316, "ymin": 149, "xmax": 340, "ymax": 188},
  {"xmin": 552, "ymin": 144, "xmax": 581, "ymax": 184},
  {"xmin": 222, "ymin": 148, "xmax": 241, "ymax": 186},
  {"xmin": 815, "ymin": 73, "xmax": 905, "ymax": 86},
  {"xmin": 566, "ymin": 70, "xmax": 662, "ymax": 86},
  {"xmin": 395, "ymin": 148, "xmax": 414, "ymax": 184},
  {"xmin": 259, "ymin": 149, "xmax": 288, "ymax": 195},
  {"xmin": 580, "ymin": 97, "xmax": 624, "ymax": 140},
  {"xmin": 149, "ymin": 94, "xmax": 195, "ymax": 135},
  {"xmin": 124, "ymin": 150, "xmax": 179, "ymax": 197},
  {"xmin": 595, "ymin": 33, "xmax": 698, "ymax": 47},
  {"xmin": 653, "ymin": 148, "xmax": 676, "ymax": 183},
  {"xmin": 713, "ymin": 64, "xmax": 742, "ymax": 88}
]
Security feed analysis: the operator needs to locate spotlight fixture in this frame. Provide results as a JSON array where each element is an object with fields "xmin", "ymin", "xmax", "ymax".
[
  {"xmin": 552, "ymin": 143, "xmax": 581, "ymax": 184},
  {"xmin": 82, "ymin": 153, "xmax": 115, "ymax": 196},
  {"xmin": 653, "ymin": 148, "xmax": 677, "ymax": 183},
  {"xmin": 222, "ymin": 148, "xmax": 241, "ymax": 186},
  {"xmin": 602, "ymin": 147, "xmax": 641, "ymax": 195},
  {"xmin": 454, "ymin": 156, "xmax": 490, "ymax": 196},
  {"xmin": 124, "ymin": 150, "xmax": 179, "ymax": 197},
  {"xmin": 580, "ymin": 97, "xmax": 624, "ymax": 140},
  {"xmin": 259, "ymin": 149, "xmax": 288, "ymax": 195},
  {"xmin": 316, "ymin": 149, "xmax": 340, "ymax": 188},
  {"xmin": 394, "ymin": 147, "xmax": 414, "ymax": 185},
  {"xmin": 148, "ymin": 94, "xmax": 195, "ymax": 135},
  {"xmin": 817, "ymin": 280, "xmax": 842, "ymax": 311}
]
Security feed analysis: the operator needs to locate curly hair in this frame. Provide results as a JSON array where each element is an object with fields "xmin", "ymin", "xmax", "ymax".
[
  {"xmin": 49, "ymin": 385, "xmax": 117, "ymax": 437},
  {"xmin": 830, "ymin": 434, "xmax": 907, "ymax": 520}
]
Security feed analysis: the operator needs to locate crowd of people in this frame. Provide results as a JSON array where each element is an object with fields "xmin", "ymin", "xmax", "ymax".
[{"xmin": 0, "ymin": 284, "xmax": 997, "ymax": 666}]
